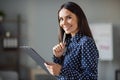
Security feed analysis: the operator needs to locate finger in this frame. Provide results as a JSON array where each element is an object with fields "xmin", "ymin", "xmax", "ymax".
[
  {"xmin": 46, "ymin": 65, "xmax": 54, "ymax": 75},
  {"xmin": 45, "ymin": 62, "xmax": 55, "ymax": 65},
  {"xmin": 46, "ymin": 65, "xmax": 55, "ymax": 75},
  {"xmin": 53, "ymin": 46, "xmax": 59, "ymax": 54},
  {"xmin": 44, "ymin": 63, "xmax": 48, "ymax": 68},
  {"xmin": 53, "ymin": 45, "xmax": 62, "ymax": 53},
  {"xmin": 53, "ymin": 45, "xmax": 60, "ymax": 51},
  {"xmin": 56, "ymin": 44, "xmax": 62, "ymax": 51},
  {"xmin": 59, "ymin": 42, "xmax": 65, "ymax": 49},
  {"xmin": 53, "ymin": 46, "xmax": 58, "ymax": 54},
  {"xmin": 44, "ymin": 63, "xmax": 47, "ymax": 66}
]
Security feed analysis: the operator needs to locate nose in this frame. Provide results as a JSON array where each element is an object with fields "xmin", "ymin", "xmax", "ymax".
[{"xmin": 62, "ymin": 19, "xmax": 67, "ymax": 25}]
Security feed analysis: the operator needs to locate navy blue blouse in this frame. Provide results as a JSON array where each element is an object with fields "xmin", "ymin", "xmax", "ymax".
[{"xmin": 53, "ymin": 33, "xmax": 99, "ymax": 80}]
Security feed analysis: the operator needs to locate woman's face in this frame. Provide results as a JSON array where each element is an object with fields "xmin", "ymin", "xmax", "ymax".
[{"xmin": 59, "ymin": 8, "xmax": 79, "ymax": 37}]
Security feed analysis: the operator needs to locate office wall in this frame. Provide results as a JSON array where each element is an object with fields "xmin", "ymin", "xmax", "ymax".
[{"xmin": 0, "ymin": 0, "xmax": 120, "ymax": 80}]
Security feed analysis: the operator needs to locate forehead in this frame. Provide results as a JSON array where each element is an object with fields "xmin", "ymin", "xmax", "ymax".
[{"xmin": 59, "ymin": 8, "xmax": 75, "ymax": 17}]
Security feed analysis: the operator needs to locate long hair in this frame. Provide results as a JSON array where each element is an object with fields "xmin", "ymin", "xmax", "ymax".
[{"xmin": 58, "ymin": 2, "xmax": 93, "ymax": 42}]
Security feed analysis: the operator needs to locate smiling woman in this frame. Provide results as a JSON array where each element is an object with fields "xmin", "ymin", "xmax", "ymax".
[
  {"xmin": 59, "ymin": 8, "xmax": 79, "ymax": 37},
  {"xmin": 44, "ymin": 1, "xmax": 99, "ymax": 80}
]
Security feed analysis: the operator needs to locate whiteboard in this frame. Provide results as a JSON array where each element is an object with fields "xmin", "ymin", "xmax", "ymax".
[{"xmin": 89, "ymin": 23, "xmax": 113, "ymax": 61}]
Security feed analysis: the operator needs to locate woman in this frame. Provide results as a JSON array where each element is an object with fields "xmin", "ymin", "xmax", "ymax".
[{"xmin": 45, "ymin": 1, "xmax": 99, "ymax": 80}]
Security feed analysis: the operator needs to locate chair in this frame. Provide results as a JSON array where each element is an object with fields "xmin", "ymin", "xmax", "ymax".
[{"xmin": 115, "ymin": 69, "xmax": 120, "ymax": 80}]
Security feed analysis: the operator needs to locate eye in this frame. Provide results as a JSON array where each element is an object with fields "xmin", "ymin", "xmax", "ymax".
[
  {"xmin": 59, "ymin": 17, "xmax": 63, "ymax": 22},
  {"xmin": 67, "ymin": 16, "xmax": 72, "ymax": 19}
]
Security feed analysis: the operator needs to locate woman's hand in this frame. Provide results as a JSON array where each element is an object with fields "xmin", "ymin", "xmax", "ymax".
[
  {"xmin": 44, "ymin": 62, "xmax": 62, "ymax": 76},
  {"xmin": 53, "ymin": 42, "xmax": 66, "ymax": 58}
]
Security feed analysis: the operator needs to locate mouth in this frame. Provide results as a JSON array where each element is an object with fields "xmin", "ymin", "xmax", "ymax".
[{"xmin": 63, "ymin": 25, "xmax": 72, "ymax": 31}]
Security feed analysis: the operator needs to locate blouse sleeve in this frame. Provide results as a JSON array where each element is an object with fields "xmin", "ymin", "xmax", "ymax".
[
  {"xmin": 58, "ymin": 37, "xmax": 99, "ymax": 80},
  {"xmin": 53, "ymin": 55, "xmax": 64, "ymax": 65}
]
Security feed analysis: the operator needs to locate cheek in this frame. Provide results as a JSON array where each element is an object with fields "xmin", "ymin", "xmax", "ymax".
[
  {"xmin": 71, "ymin": 21, "xmax": 77, "ymax": 27},
  {"xmin": 72, "ymin": 17, "xmax": 78, "ymax": 27},
  {"xmin": 59, "ymin": 23, "xmax": 62, "ymax": 28}
]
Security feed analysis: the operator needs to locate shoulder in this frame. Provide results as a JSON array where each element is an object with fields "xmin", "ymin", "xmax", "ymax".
[
  {"xmin": 79, "ymin": 35, "xmax": 95, "ymax": 45},
  {"xmin": 80, "ymin": 35, "xmax": 99, "ymax": 58}
]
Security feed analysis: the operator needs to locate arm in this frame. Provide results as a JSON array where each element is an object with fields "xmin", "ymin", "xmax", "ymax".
[
  {"xmin": 53, "ymin": 55, "xmax": 64, "ymax": 65},
  {"xmin": 80, "ymin": 38, "xmax": 99, "ymax": 79},
  {"xmin": 58, "ymin": 37, "xmax": 99, "ymax": 80},
  {"xmin": 52, "ymin": 42, "xmax": 66, "ymax": 65},
  {"xmin": 44, "ymin": 42, "xmax": 66, "ymax": 76}
]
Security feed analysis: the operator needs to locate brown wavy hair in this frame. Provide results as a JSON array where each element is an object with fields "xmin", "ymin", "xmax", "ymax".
[{"xmin": 58, "ymin": 2, "xmax": 93, "ymax": 42}]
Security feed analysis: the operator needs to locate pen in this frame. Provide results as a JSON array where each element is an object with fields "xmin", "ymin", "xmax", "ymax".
[{"xmin": 63, "ymin": 33, "xmax": 66, "ymax": 55}]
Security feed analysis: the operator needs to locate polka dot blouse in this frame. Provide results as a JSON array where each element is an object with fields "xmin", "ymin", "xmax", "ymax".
[{"xmin": 53, "ymin": 33, "xmax": 99, "ymax": 80}]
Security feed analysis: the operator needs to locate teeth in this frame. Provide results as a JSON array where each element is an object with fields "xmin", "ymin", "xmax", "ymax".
[
  {"xmin": 64, "ymin": 28, "xmax": 69, "ymax": 31},
  {"xmin": 63, "ymin": 25, "xmax": 71, "ymax": 31},
  {"xmin": 64, "ymin": 27, "xmax": 70, "ymax": 30}
]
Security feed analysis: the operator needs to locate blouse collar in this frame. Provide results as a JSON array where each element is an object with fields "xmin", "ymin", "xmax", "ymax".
[{"xmin": 70, "ymin": 32, "xmax": 83, "ymax": 43}]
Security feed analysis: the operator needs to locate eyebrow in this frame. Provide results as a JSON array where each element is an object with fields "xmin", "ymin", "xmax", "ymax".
[{"xmin": 59, "ymin": 14, "xmax": 72, "ymax": 19}]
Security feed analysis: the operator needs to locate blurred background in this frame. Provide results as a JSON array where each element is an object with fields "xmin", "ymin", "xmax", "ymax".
[{"xmin": 0, "ymin": 0, "xmax": 120, "ymax": 80}]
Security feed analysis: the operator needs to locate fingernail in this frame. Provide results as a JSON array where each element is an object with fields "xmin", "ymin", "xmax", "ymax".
[{"xmin": 44, "ymin": 63, "xmax": 47, "ymax": 66}]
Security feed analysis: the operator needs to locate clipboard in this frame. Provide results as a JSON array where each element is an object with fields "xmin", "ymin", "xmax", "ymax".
[{"xmin": 20, "ymin": 46, "xmax": 49, "ymax": 74}]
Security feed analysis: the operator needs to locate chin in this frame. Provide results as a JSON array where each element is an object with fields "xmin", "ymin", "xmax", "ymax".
[{"xmin": 65, "ymin": 31, "xmax": 70, "ymax": 34}]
